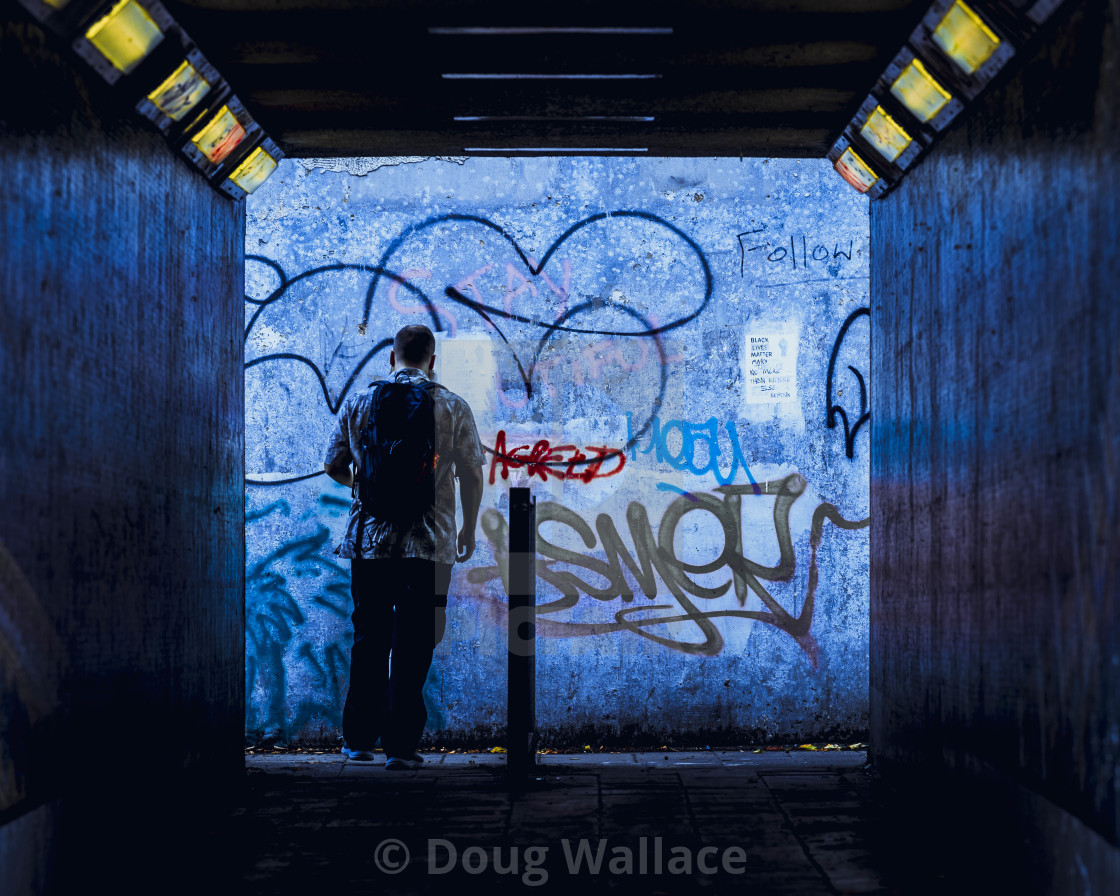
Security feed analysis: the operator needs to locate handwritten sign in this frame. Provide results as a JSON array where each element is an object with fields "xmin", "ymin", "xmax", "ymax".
[{"xmin": 745, "ymin": 333, "xmax": 798, "ymax": 404}]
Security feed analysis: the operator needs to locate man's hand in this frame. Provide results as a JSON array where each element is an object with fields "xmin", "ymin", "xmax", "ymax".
[
  {"xmin": 456, "ymin": 528, "xmax": 476, "ymax": 563},
  {"xmin": 457, "ymin": 465, "xmax": 483, "ymax": 563}
]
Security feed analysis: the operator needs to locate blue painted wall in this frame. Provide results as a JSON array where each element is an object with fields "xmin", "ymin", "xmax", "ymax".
[
  {"xmin": 0, "ymin": 18, "xmax": 244, "ymax": 892},
  {"xmin": 870, "ymin": 0, "xmax": 1120, "ymax": 888},
  {"xmin": 244, "ymin": 156, "xmax": 870, "ymax": 745}
]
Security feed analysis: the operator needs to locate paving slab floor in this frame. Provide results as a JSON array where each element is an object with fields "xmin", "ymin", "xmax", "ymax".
[{"xmin": 164, "ymin": 750, "xmax": 998, "ymax": 896}]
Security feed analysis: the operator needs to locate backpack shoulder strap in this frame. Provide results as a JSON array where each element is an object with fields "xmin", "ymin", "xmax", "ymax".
[
  {"xmin": 359, "ymin": 381, "xmax": 389, "ymax": 430},
  {"xmin": 364, "ymin": 380, "xmax": 391, "ymax": 404}
]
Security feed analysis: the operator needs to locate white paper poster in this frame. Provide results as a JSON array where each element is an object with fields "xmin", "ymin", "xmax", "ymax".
[{"xmin": 745, "ymin": 332, "xmax": 798, "ymax": 403}]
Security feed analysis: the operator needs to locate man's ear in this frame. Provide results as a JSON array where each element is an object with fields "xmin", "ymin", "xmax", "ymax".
[
  {"xmin": 389, "ymin": 349, "xmax": 396, "ymax": 369},
  {"xmin": 428, "ymin": 353, "xmax": 436, "ymax": 373}
]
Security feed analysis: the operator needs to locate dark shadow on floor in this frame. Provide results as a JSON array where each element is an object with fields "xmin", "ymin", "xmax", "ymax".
[
  {"xmin": 46, "ymin": 750, "xmax": 1039, "ymax": 895},
  {"xmin": 165, "ymin": 750, "xmax": 1018, "ymax": 896}
]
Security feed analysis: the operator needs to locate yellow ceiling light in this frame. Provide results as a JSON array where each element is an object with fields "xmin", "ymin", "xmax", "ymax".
[
  {"xmin": 890, "ymin": 57, "xmax": 952, "ymax": 123},
  {"xmin": 84, "ymin": 0, "xmax": 164, "ymax": 75},
  {"xmin": 228, "ymin": 146, "xmax": 278, "ymax": 195},
  {"xmin": 148, "ymin": 61, "xmax": 212, "ymax": 121},
  {"xmin": 859, "ymin": 105, "xmax": 913, "ymax": 164},
  {"xmin": 932, "ymin": 1, "xmax": 1001, "ymax": 74},
  {"xmin": 191, "ymin": 105, "xmax": 247, "ymax": 164},
  {"xmin": 834, "ymin": 147, "xmax": 879, "ymax": 194}
]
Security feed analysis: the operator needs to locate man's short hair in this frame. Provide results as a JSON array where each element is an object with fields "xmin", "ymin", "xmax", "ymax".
[{"xmin": 394, "ymin": 324, "xmax": 436, "ymax": 365}]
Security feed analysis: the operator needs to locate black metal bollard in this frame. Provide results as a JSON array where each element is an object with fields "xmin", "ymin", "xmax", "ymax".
[{"xmin": 507, "ymin": 487, "xmax": 537, "ymax": 781}]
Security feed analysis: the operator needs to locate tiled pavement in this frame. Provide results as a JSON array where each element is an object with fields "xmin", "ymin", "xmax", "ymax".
[{"xmin": 221, "ymin": 751, "xmax": 974, "ymax": 895}]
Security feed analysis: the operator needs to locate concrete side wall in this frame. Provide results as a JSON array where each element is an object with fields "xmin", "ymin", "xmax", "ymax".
[
  {"xmin": 0, "ymin": 21, "xmax": 245, "ymax": 890},
  {"xmin": 244, "ymin": 155, "xmax": 871, "ymax": 746},
  {"xmin": 870, "ymin": 0, "xmax": 1120, "ymax": 887}
]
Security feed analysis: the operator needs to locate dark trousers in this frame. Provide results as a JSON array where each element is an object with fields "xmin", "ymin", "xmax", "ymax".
[{"xmin": 342, "ymin": 558, "xmax": 452, "ymax": 757}]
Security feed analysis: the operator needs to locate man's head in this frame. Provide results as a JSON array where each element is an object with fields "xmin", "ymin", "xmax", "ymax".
[{"xmin": 390, "ymin": 324, "xmax": 436, "ymax": 374}]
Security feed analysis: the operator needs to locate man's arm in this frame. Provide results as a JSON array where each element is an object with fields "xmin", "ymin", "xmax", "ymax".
[
  {"xmin": 323, "ymin": 397, "xmax": 354, "ymax": 488},
  {"xmin": 324, "ymin": 460, "xmax": 354, "ymax": 489},
  {"xmin": 456, "ymin": 465, "xmax": 484, "ymax": 562}
]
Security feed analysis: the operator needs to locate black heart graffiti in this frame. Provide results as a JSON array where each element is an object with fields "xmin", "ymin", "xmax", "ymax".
[{"xmin": 244, "ymin": 210, "xmax": 712, "ymax": 486}]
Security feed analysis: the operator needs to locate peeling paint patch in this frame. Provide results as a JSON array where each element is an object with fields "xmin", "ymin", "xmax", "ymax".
[{"xmin": 300, "ymin": 156, "xmax": 468, "ymax": 175}]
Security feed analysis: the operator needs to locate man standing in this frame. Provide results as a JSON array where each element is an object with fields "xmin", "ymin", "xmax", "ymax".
[{"xmin": 324, "ymin": 324, "xmax": 484, "ymax": 769}]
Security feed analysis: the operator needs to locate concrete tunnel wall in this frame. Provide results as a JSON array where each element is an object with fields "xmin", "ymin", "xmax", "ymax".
[
  {"xmin": 870, "ymin": 0, "xmax": 1120, "ymax": 889},
  {"xmin": 244, "ymin": 156, "xmax": 872, "ymax": 747},
  {"xmin": 0, "ymin": 20, "xmax": 245, "ymax": 891}
]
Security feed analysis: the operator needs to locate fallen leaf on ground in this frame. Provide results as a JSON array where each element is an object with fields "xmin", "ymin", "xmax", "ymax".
[
  {"xmin": 489, "ymin": 747, "xmax": 506, "ymax": 753},
  {"xmin": 798, "ymin": 744, "xmax": 818, "ymax": 751}
]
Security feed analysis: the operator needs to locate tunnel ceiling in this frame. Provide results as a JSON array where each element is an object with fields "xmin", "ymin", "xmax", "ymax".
[{"xmin": 165, "ymin": 0, "xmax": 930, "ymax": 158}]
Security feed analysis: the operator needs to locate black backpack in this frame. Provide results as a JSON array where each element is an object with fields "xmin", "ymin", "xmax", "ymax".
[{"xmin": 356, "ymin": 378, "xmax": 440, "ymax": 524}]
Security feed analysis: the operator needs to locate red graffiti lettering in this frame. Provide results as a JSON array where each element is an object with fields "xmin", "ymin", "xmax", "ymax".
[{"xmin": 488, "ymin": 430, "xmax": 626, "ymax": 485}]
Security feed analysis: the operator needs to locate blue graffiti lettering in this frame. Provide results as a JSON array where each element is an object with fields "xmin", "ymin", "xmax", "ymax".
[{"xmin": 626, "ymin": 413, "xmax": 759, "ymax": 490}]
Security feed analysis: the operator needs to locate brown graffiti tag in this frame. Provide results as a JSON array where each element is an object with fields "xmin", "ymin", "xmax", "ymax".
[{"xmin": 466, "ymin": 473, "xmax": 869, "ymax": 666}]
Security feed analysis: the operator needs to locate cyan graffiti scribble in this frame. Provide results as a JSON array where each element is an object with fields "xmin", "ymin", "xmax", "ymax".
[
  {"xmin": 656, "ymin": 482, "xmax": 700, "ymax": 502},
  {"xmin": 626, "ymin": 412, "xmax": 760, "ymax": 491},
  {"xmin": 245, "ymin": 494, "xmax": 448, "ymax": 740},
  {"xmin": 245, "ymin": 496, "xmax": 352, "ymax": 739}
]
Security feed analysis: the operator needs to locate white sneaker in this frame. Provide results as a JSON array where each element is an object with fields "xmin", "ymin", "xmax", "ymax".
[
  {"xmin": 385, "ymin": 754, "xmax": 423, "ymax": 770},
  {"xmin": 341, "ymin": 745, "xmax": 376, "ymax": 762}
]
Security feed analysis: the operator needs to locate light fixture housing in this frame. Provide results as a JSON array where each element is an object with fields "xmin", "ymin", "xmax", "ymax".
[
  {"xmin": 215, "ymin": 136, "xmax": 284, "ymax": 200},
  {"xmin": 828, "ymin": 0, "xmax": 1071, "ymax": 200},
  {"xmin": 908, "ymin": 0, "xmax": 1015, "ymax": 101},
  {"xmin": 135, "ymin": 48, "xmax": 220, "ymax": 135},
  {"xmin": 178, "ymin": 92, "xmax": 262, "ymax": 177},
  {"xmin": 14, "ymin": 0, "xmax": 283, "ymax": 202},
  {"xmin": 860, "ymin": 105, "xmax": 913, "ymax": 163},
  {"xmin": 72, "ymin": 0, "xmax": 175, "ymax": 85},
  {"xmin": 878, "ymin": 46, "xmax": 965, "ymax": 133},
  {"xmin": 827, "ymin": 137, "xmax": 887, "ymax": 199},
  {"xmin": 846, "ymin": 94, "xmax": 928, "ymax": 173},
  {"xmin": 932, "ymin": 1, "xmax": 1002, "ymax": 73}
]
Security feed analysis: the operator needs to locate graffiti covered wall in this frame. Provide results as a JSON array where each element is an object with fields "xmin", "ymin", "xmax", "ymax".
[{"xmin": 245, "ymin": 156, "xmax": 870, "ymax": 745}]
